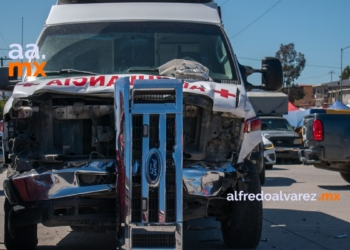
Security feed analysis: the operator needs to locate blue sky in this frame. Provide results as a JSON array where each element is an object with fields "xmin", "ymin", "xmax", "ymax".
[{"xmin": 0, "ymin": 0, "xmax": 349, "ymax": 85}]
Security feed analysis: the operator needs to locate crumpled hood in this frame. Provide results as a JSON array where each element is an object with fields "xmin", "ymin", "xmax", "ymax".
[
  {"xmin": 10, "ymin": 74, "xmax": 261, "ymax": 163},
  {"xmin": 13, "ymin": 74, "xmax": 256, "ymax": 118}
]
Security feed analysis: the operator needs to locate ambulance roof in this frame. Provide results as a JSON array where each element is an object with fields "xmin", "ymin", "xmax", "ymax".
[{"xmin": 46, "ymin": 1, "xmax": 221, "ymax": 26}]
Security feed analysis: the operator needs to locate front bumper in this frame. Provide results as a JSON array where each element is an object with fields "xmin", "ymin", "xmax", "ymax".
[
  {"xmin": 275, "ymin": 146, "xmax": 300, "ymax": 160},
  {"xmin": 299, "ymin": 146, "xmax": 350, "ymax": 173},
  {"xmin": 299, "ymin": 146, "xmax": 323, "ymax": 164},
  {"xmin": 264, "ymin": 148, "xmax": 276, "ymax": 165},
  {"xmin": 3, "ymin": 160, "xmax": 116, "ymax": 205}
]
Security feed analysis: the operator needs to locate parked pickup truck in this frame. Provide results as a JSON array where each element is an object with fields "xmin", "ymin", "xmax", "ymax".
[{"xmin": 299, "ymin": 109, "xmax": 350, "ymax": 183}]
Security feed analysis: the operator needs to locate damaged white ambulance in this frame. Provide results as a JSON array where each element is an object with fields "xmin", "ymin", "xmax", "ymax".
[{"xmin": 0, "ymin": 0, "xmax": 283, "ymax": 249}]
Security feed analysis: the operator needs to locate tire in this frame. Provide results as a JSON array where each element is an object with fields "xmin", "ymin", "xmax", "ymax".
[
  {"xmin": 265, "ymin": 164, "xmax": 273, "ymax": 170},
  {"xmin": 259, "ymin": 163, "xmax": 265, "ymax": 185},
  {"xmin": 340, "ymin": 173, "xmax": 350, "ymax": 184},
  {"xmin": 4, "ymin": 199, "xmax": 38, "ymax": 250},
  {"xmin": 221, "ymin": 160, "xmax": 263, "ymax": 249}
]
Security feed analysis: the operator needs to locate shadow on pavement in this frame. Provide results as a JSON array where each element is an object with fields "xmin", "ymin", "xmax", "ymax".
[
  {"xmin": 33, "ymin": 209, "xmax": 350, "ymax": 250},
  {"xmin": 263, "ymin": 177, "xmax": 297, "ymax": 187},
  {"xmin": 318, "ymin": 185, "xmax": 350, "ymax": 191},
  {"xmin": 275, "ymin": 159, "xmax": 302, "ymax": 165},
  {"xmin": 34, "ymin": 218, "xmax": 245, "ymax": 250},
  {"xmin": 36, "ymin": 231, "xmax": 116, "ymax": 250},
  {"xmin": 183, "ymin": 217, "xmax": 253, "ymax": 250},
  {"xmin": 262, "ymin": 208, "xmax": 350, "ymax": 250},
  {"xmin": 267, "ymin": 167, "xmax": 288, "ymax": 171}
]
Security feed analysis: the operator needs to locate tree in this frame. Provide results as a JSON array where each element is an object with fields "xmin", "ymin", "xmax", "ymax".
[
  {"xmin": 341, "ymin": 65, "xmax": 350, "ymax": 80},
  {"xmin": 275, "ymin": 43, "xmax": 306, "ymax": 88},
  {"xmin": 282, "ymin": 84, "xmax": 305, "ymax": 103}
]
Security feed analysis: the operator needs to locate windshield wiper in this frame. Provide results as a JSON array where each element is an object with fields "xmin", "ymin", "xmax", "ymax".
[
  {"xmin": 126, "ymin": 67, "xmax": 159, "ymax": 73},
  {"xmin": 44, "ymin": 69, "xmax": 97, "ymax": 76}
]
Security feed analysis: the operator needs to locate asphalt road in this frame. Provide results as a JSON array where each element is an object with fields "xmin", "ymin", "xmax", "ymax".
[{"xmin": 0, "ymin": 163, "xmax": 349, "ymax": 250}]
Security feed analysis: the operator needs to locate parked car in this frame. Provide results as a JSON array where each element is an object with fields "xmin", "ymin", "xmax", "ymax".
[
  {"xmin": 262, "ymin": 133, "xmax": 276, "ymax": 169},
  {"xmin": 260, "ymin": 116, "xmax": 302, "ymax": 163}
]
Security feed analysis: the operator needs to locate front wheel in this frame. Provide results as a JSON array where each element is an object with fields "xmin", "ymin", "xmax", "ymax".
[
  {"xmin": 221, "ymin": 160, "xmax": 263, "ymax": 248},
  {"xmin": 340, "ymin": 172, "xmax": 350, "ymax": 184},
  {"xmin": 4, "ymin": 199, "xmax": 38, "ymax": 250}
]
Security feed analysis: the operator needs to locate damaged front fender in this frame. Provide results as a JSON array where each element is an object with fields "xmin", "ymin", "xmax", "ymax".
[{"xmin": 183, "ymin": 162, "xmax": 237, "ymax": 197}]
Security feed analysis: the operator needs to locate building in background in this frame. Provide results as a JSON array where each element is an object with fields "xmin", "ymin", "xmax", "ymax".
[
  {"xmin": 293, "ymin": 84, "xmax": 314, "ymax": 108},
  {"xmin": 312, "ymin": 79, "xmax": 350, "ymax": 106}
]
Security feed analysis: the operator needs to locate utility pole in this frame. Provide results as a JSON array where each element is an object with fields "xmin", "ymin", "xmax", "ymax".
[
  {"xmin": 21, "ymin": 17, "xmax": 24, "ymax": 64},
  {"xmin": 0, "ymin": 56, "xmax": 12, "ymax": 67},
  {"xmin": 340, "ymin": 45, "xmax": 350, "ymax": 102},
  {"xmin": 329, "ymin": 71, "xmax": 334, "ymax": 83},
  {"xmin": 328, "ymin": 71, "xmax": 335, "ymax": 103},
  {"xmin": 0, "ymin": 56, "xmax": 12, "ymax": 101}
]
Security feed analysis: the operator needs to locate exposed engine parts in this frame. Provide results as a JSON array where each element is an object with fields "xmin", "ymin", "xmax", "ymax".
[
  {"xmin": 183, "ymin": 94, "xmax": 243, "ymax": 163},
  {"xmin": 4, "ymin": 95, "xmax": 115, "ymax": 173}
]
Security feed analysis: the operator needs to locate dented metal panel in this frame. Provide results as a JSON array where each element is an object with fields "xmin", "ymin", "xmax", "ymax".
[{"xmin": 5, "ymin": 161, "xmax": 116, "ymax": 203}]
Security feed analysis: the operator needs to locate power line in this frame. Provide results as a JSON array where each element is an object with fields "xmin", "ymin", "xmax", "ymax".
[
  {"xmin": 0, "ymin": 32, "xmax": 8, "ymax": 57},
  {"xmin": 0, "ymin": 32, "xmax": 9, "ymax": 47},
  {"xmin": 237, "ymin": 57, "xmax": 340, "ymax": 69},
  {"xmin": 306, "ymin": 64, "xmax": 339, "ymax": 69},
  {"xmin": 230, "ymin": 0, "xmax": 282, "ymax": 39},
  {"xmin": 307, "ymin": 61, "xmax": 342, "ymax": 67},
  {"xmin": 220, "ymin": 0, "xmax": 229, "ymax": 6},
  {"xmin": 342, "ymin": 51, "xmax": 350, "ymax": 58},
  {"xmin": 299, "ymin": 73, "xmax": 330, "ymax": 81}
]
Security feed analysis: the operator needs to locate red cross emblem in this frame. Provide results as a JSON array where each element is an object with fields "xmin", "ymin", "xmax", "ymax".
[
  {"xmin": 214, "ymin": 89, "xmax": 236, "ymax": 98},
  {"xmin": 17, "ymin": 83, "xmax": 39, "ymax": 87}
]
